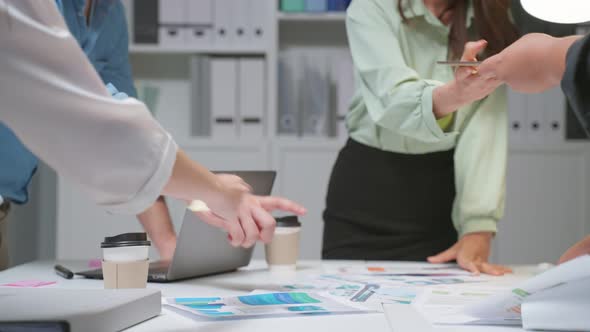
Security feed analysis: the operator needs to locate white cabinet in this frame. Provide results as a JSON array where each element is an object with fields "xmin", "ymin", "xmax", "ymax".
[
  {"xmin": 495, "ymin": 147, "xmax": 590, "ymax": 264},
  {"xmin": 263, "ymin": 139, "xmax": 342, "ymax": 259},
  {"xmin": 56, "ymin": 178, "xmax": 143, "ymax": 260}
]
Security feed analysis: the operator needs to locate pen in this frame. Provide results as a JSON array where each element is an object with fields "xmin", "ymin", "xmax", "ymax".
[{"xmin": 54, "ymin": 264, "xmax": 74, "ymax": 279}]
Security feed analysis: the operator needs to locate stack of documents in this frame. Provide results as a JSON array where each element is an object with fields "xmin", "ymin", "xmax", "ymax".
[{"xmin": 416, "ymin": 255, "xmax": 590, "ymax": 331}]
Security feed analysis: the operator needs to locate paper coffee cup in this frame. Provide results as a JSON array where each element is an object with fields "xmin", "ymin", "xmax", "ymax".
[
  {"xmin": 101, "ymin": 233, "xmax": 150, "ymax": 289},
  {"xmin": 265, "ymin": 216, "xmax": 301, "ymax": 271}
]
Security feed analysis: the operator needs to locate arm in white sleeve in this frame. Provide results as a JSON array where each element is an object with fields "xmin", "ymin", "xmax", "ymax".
[{"xmin": 0, "ymin": 0, "xmax": 178, "ymax": 215}]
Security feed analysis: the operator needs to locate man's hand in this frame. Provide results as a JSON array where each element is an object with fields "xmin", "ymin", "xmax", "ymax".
[
  {"xmin": 559, "ymin": 235, "xmax": 590, "ymax": 264},
  {"xmin": 479, "ymin": 33, "xmax": 581, "ymax": 93},
  {"xmin": 427, "ymin": 232, "xmax": 512, "ymax": 276},
  {"xmin": 194, "ymin": 195, "xmax": 306, "ymax": 248}
]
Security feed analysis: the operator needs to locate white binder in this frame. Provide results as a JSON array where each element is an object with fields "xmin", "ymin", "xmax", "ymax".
[
  {"xmin": 302, "ymin": 50, "xmax": 332, "ymax": 137},
  {"xmin": 158, "ymin": 0, "xmax": 186, "ymax": 47},
  {"xmin": 507, "ymin": 89, "xmax": 527, "ymax": 145},
  {"xmin": 158, "ymin": 26, "xmax": 186, "ymax": 47},
  {"xmin": 525, "ymin": 92, "xmax": 545, "ymax": 143},
  {"xmin": 334, "ymin": 52, "xmax": 355, "ymax": 138},
  {"xmin": 159, "ymin": 0, "xmax": 185, "ymax": 25},
  {"xmin": 213, "ymin": 0, "xmax": 234, "ymax": 46},
  {"xmin": 541, "ymin": 86, "xmax": 566, "ymax": 143},
  {"xmin": 190, "ymin": 55, "xmax": 211, "ymax": 137},
  {"xmin": 187, "ymin": 0, "xmax": 214, "ymax": 47},
  {"xmin": 210, "ymin": 58, "xmax": 239, "ymax": 138},
  {"xmin": 248, "ymin": 0, "xmax": 269, "ymax": 47},
  {"xmin": 233, "ymin": 0, "xmax": 251, "ymax": 44},
  {"xmin": 238, "ymin": 58, "xmax": 266, "ymax": 138},
  {"xmin": 278, "ymin": 50, "xmax": 303, "ymax": 136}
]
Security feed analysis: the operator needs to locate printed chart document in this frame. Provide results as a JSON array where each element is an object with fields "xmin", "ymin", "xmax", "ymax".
[
  {"xmin": 418, "ymin": 255, "xmax": 590, "ymax": 331},
  {"xmin": 272, "ymin": 264, "xmax": 492, "ymax": 311},
  {"xmin": 164, "ymin": 292, "xmax": 371, "ymax": 320}
]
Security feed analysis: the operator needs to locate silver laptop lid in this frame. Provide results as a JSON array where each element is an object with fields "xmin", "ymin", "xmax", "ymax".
[{"xmin": 167, "ymin": 171, "xmax": 276, "ymax": 280}]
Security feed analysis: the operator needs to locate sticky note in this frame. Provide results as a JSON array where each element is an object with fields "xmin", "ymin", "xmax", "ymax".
[
  {"xmin": 88, "ymin": 259, "xmax": 102, "ymax": 269},
  {"xmin": 1, "ymin": 280, "xmax": 57, "ymax": 288}
]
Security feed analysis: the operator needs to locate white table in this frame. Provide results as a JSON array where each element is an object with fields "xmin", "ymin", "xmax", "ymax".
[{"xmin": 0, "ymin": 260, "xmax": 539, "ymax": 332}]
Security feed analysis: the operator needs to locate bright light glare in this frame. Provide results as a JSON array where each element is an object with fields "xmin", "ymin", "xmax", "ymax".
[{"xmin": 521, "ymin": 0, "xmax": 590, "ymax": 24}]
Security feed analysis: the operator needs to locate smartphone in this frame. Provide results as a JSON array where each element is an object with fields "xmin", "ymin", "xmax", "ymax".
[{"xmin": 436, "ymin": 60, "xmax": 481, "ymax": 66}]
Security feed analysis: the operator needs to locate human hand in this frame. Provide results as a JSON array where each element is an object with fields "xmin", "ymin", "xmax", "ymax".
[
  {"xmin": 427, "ymin": 232, "xmax": 512, "ymax": 276},
  {"xmin": 192, "ymin": 195, "xmax": 306, "ymax": 248},
  {"xmin": 478, "ymin": 33, "xmax": 578, "ymax": 93},
  {"xmin": 558, "ymin": 235, "xmax": 590, "ymax": 264},
  {"xmin": 451, "ymin": 40, "xmax": 502, "ymax": 103},
  {"xmin": 434, "ymin": 40, "xmax": 502, "ymax": 117},
  {"xmin": 205, "ymin": 173, "xmax": 252, "ymax": 221}
]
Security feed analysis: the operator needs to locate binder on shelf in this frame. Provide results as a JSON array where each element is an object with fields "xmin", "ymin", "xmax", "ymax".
[
  {"xmin": 542, "ymin": 86, "xmax": 566, "ymax": 143},
  {"xmin": 281, "ymin": 0, "xmax": 306, "ymax": 12},
  {"xmin": 158, "ymin": 26, "xmax": 185, "ymax": 47},
  {"xmin": 210, "ymin": 58, "xmax": 239, "ymax": 138},
  {"xmin": 133, "ymin": 0, "xmax": 158, "ymax": 44},
  {"xmin": 233, "ymin": 0, "xmax": 250, "ymax": 44},
  {"xmin": 238, "ymin": 58, "xmax": 266, "ymax": 139},
  {"xmin": 278, "ymin": 50, "xmax": 303, "ymax": 136},
  {"xmin": 187, "ymin": 0, "xmax": 214, "ymax": 47},
  {"xmin": 507, "ymin": 89, "xmax": 527, "ymax": 144},
  {"xmin": 190, "ymin": 56, "xmax": 212, "ymax": 137},
  {"xmin": 158, "ymin": 0, "xmax": 185, "ymax": 25},
  {"xmin": 213, "ymin": 0, "xmax": 234, "ymax": 46},
  {"xmin": 305, "ymin": 0, "xmax": 328, "ymax": 12},
  {"xmin": 158, "ymin": 0, "xmax": 186, "ymax": 46},
  {"xmin": 301, "ymin": 51, "xmax": 332, "ymax": 137},
  {"xmin": 248, "ymin": 0, "xmax": 269, "ymax": 47},
  {"xmin": 327, "ymin": 0, "xmax": 351, "ymax": 11},
  {"xmin": 333, "ymin": 53, "xmax": 355, "ymax": 138},
  {"xmin": 525, "ymin": 91, "xmax": 546, "ymax": 143}
]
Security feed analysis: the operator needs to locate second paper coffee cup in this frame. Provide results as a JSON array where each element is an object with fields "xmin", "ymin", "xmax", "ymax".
[
  {"xmin": 101, "ymin": 232, "xmax": 150, "ymax": 289},
  {"xmin": 265, "ymin": 216, "xmax": 301, "ymax": 271}
]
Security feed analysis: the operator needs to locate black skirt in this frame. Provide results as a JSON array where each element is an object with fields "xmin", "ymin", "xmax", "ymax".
[{"xmin": 322, "ymin": 138, "xmax": 458, "ymax": 261}]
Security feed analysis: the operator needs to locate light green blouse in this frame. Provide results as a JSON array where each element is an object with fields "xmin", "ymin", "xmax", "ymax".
[{"xmin": 345, "ymin": 0, "xmax": 507, "ymax": 237}]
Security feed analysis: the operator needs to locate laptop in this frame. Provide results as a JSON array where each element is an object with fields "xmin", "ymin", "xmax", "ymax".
[{"xmin": 77, "ymin": 171, "xmax": 276, "ymax": 283}]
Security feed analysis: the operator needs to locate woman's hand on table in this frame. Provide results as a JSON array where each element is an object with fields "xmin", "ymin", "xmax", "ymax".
[{"xmin": 427, "ymin": 232, "xmax": 513, "ymax": 276}]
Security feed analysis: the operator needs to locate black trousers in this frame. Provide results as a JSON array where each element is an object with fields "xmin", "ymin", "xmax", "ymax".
[{"xmin": 322, "ymin": 139, "xmax": 458, "ymax": 261}]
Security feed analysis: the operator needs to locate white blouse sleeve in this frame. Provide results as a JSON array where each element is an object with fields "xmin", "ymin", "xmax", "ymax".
[{"xmin": 0, "ymin": 0, "xmax": 178, "ymax": 215}]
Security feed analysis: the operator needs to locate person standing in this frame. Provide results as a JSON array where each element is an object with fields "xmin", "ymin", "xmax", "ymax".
[{"xmin": 323, "ymin": 0, "xmax": 518, "ymax": 275}]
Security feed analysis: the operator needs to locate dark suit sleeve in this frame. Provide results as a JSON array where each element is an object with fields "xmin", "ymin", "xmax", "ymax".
[{"xmin": 561, "ymin": 34, "xmax": 590, "ymax": 137}]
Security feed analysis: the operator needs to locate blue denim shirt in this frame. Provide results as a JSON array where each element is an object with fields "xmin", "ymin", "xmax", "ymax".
[{"xmin": 0, "ymin": 0, "xmax": 136, "ymax": 205}]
